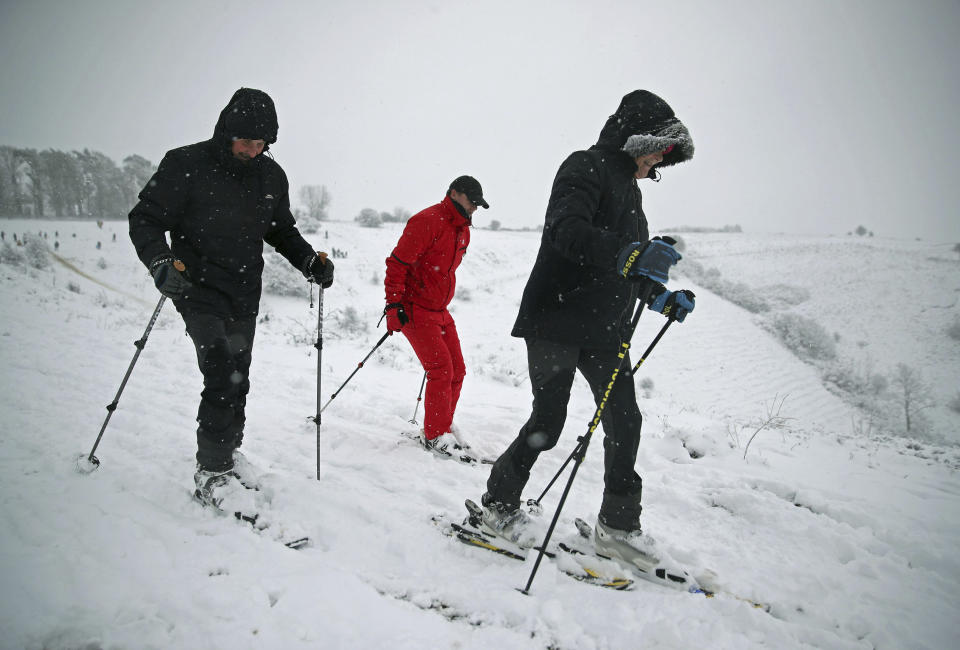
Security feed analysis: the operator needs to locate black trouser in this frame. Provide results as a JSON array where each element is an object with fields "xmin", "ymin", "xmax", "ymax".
[
  {"xmin": 181, "ymin": 311, "xmax": 257, "ymax": 471},
  {"xmin": 485, "ymin": 338, "xmax": 645, "ymax": 530}
]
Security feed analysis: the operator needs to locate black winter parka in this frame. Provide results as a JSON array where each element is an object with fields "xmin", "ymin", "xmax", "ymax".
[
  {"xmin": 511, "ymin": 90, "xmax": 693, "ymax": 350},
  {"xmin": 129, "ymin": 89, "xmax": 314, "ymax": 317},
  {"xmin": 510, "ymin": 148, "xmax": 647, "ymax": 349}
]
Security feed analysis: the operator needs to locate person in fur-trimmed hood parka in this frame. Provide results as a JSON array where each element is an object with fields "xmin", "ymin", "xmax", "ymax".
[{"xmin": 474, "ymin": 90, "xmax": 699, "ymax": 576}]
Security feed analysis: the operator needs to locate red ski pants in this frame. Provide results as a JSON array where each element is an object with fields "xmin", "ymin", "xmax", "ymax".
[{"xmin": 401, "ymin": 307, "xmax": 466, "ymax": 440}]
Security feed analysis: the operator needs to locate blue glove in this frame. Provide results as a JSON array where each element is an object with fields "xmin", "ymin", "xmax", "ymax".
[
  {"xmin": 617, "ymin": 236, "xmax": 681, "ymax": 284},
  {"xmin": 649, "ymin": 288, "xmax": 696, "ymax": 322}
]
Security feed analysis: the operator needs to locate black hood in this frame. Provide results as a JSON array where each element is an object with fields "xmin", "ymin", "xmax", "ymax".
[
  {"xmin": 213, "ymin": 88, "xmax": 279, "ymax": 146},
  {"xmin": 596, "ymin": 90, "xmax": 693, "ymax": 173}
]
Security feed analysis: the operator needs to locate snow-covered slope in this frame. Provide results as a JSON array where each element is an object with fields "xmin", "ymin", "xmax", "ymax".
[{"xmin": 1, "ymin": 218, "xmax": 958, "ymax": 649}]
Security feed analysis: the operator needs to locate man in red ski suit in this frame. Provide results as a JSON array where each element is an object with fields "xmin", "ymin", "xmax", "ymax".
[{"xmin": 384, "ymin": 176, "xmax": 489, "ymax": 457}]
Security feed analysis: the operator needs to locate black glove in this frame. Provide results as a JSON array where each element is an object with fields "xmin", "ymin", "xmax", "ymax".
[
  {"xmin": 149, "ymin": 255, "xmax": 191, "ymax": 299},
  {"xmin": 385, "ymin": 302, "xmax": 409, "ymax": 332},
  {"xmin": 617, "ymin": 235, "xmax": 681, "ymax": 284},
  {"xmin": 307, "ymin": 253, "xmax": 335, "ymax": 289}
]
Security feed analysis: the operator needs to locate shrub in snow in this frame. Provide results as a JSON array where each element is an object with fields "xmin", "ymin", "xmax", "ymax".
[
  {"xmin": 0, "ymin": 241, "xmax": 26, "ymax": 265},
  {"xmin": 822, "ymin": 360, "xmax": 886, "ymax": 400},
  {"xmin": 769, "ymin": 312, "xmax": 837, "ymax": 361},
  {"xmin": 681, "ymin": 260, "xmax": 769, "ymax": 313},
  {"xmin": 760, "ymin": 283, "xmax": 811, "ymax": 309},
  {"xmin": 67, "ymin": 281, "xmax": 81, "ymax": 293},
  {"xmin": 261, "ymin": 252, "xmax": 309, "ymax": 297},
  {"xmin": 355, "ymin": 208, "xmax": 382, "ymax": 228},
  {"xmin": 329, "ymin": 306, "xmax": 368, "ymax": 338},
  {"xmin": 97, "ymin": 257, "xmax": 108, "ymax": 270},
  {"xmin": 23, "ymin": 237, "xmax": 50, "ymax": 269}
]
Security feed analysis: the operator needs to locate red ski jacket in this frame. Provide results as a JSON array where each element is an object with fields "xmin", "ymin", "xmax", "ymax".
[{"xmin": 385, "ymin": 196, "xmax": 471, "ymax": 312}]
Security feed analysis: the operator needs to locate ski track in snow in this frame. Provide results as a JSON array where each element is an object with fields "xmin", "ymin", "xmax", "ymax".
[{"xmin": 1, "ymin": 218, "xmax": 959, "ymax": 649}]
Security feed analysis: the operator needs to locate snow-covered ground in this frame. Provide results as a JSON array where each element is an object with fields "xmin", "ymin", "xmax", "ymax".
[{"xmin": 1, "ymin": 217, "xmax": 958, "ymax": 649}]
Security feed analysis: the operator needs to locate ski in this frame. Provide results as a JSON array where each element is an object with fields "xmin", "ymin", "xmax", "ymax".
[
  {"xmin": 193, "ymin": 491, "xmax": 310, "ymax": 550},
  {"xmin": 572, "ymin": 517, "xmax": 769, "ymax": 611},
  {"xmin": 237, "ymin": 511, "xmax": 311, "ymax": 550},
  {"xmin": 398, "ymin": 430, "xmax": 494, "ymax": 465},
  {"xmin": 432, "ymin": 500, "xmax": 636, "ymax": 591}
]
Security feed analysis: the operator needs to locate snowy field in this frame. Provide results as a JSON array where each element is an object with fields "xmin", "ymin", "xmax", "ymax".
[{"xmin": 1, "ymin": 217, "xmax": 958, "ymax": 649}]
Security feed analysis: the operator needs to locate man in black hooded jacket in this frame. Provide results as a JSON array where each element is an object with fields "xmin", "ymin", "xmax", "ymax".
[
  {"xmin": 475, "ymin": 90, "xmax": 696, "ymax": 574},
  {"xmin": 129, "ymin": 88, "xmax": 334, "ymax": 515}
]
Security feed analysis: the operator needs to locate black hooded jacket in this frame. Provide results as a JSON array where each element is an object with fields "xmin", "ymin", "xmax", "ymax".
[
  {"xmin": 129, "ymin": 88, "xmax": 314, "ymax": 317},
  {"xmin": 510, "ymin": 90, "xmax": 693, "ymax": 349}
]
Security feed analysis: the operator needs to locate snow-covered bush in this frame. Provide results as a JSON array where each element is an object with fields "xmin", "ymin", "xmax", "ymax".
[
  {"xmin": 680, "ymin": 260, "xmax": 769, "ymax": 313},
  {"xmin": 355, "ymin": 208, "xmax": 382, "ymax": 228},
  {"xmin": 822, "ymin": 360, "xmax": 888, "ymax": 413},
  {"xmin": 96, "ymin": 257, "xmax": 108, "ymax": 270},
  {"xmin": 261, "ymin": 252, "xmax": 310, "ymax": 297},
  {"xmin": 760, "ymin": 283, "xmax": 810, "ymax": 309},
  {"xmin": 328, "ymin": 305, "xmax": 369, "ymax": 339},
  {"xmin": 23, "ymin": 237, "xmax": 50, "ymax": 269},
  {"xmin": 0, "ymin": 242, "xmax": 26, "ymax": 265},
  {"xmin": 768, "ymin": 313, "xmax": 836, "ymax": 361}
]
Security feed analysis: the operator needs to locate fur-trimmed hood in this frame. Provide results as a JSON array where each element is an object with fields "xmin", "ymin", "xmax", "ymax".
[{"xmin": 596, "ymin": 90, "xmax": 693, "ymax": 175}]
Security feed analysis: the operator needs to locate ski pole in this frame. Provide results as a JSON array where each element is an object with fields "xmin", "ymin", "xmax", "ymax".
[
  {"xmin": 526, "ymin": 316, "xmax": 675, "ymax": 510},
  {"xmin": 631, "ymin": 319, "xmax": 673, "ymax": 373},
  {"xmin": 319, "ymin": 331, "xmax": 393, "ymax": 414},
  {"xmin": 311, "ymin": 283, "xmax": 325, "ymax": 480},
  {"xmin": 520, "ymin": 281, "xmax": 656, "ymax": 595},
  {"xmin": 409, "ymin": 371, "xmax": 427, "ymax": 425},
  {"xmin": 77, "ymin": 294, "xmax": 167, "ymax": 473}
]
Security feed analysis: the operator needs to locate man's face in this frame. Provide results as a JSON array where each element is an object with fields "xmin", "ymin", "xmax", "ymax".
[
  {"xmin": 449, "ymin": 189, "xmax": 478, "ymax": 216},
  {"xmin": 633, "ymin": 151, "xmax": 665, "ymax": 180},
  {"xmin": 231, "ymin": 138, "xmax": 266, "ymax": 162}
]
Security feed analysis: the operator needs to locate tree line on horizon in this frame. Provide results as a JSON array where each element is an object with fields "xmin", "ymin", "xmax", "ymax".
[{"xmin": 0, "ymin": 145, "xmax": 156, "ymax": 220}]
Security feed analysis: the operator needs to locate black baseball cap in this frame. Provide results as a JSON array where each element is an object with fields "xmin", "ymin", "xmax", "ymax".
[{"xmin": 449, "ymin": 175, "xmax": 489, "ymax": 209}]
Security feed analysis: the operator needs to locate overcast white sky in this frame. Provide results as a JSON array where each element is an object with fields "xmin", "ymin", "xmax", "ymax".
[{"xmin": 1, "ymin": 0, "xmax": 958, "ymax": 241}]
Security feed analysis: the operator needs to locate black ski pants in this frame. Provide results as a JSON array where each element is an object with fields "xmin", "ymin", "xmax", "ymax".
[
  {"xmin": 485, "ymin": 338, "xmax": 645, "ymax": 530},
  {"xmin": 181, "ymin": 311, "xmax": 256, "ymax": 471}
]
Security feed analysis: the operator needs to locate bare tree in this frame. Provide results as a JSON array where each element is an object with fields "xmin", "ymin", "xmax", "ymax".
[
  {"xmin": 891, "ymin": 363, "xmax": 935, "ymax": 434},
  {"xmin": 298, "ymin": 185, "xmax": 331, "ymax": 231},
  {"xmin": 742, "ymin": 393, "xmax": 793, "ymax": 459}
]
